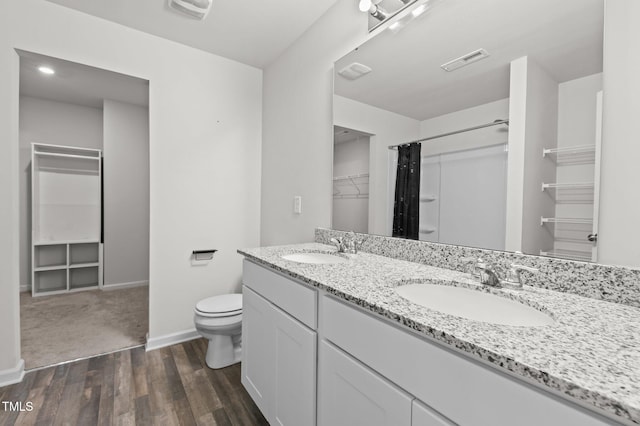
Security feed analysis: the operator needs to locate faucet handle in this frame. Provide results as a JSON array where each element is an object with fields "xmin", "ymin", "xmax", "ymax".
[
  {"xmin": 330, "ymin": 237, "xmax": 345, "ymax": 252},
  {"xmin": 459, "ymin": 257, "xmax": 482, "ymax": 276},
  {"xmin": 504, "ymin": 264, "xmax": 539, "ymax": 287}
]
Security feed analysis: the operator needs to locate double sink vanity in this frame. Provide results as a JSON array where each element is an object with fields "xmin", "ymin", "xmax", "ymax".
[{"xmin": 238, "ymin": 229, "xmax": 640, "ymax": 426}]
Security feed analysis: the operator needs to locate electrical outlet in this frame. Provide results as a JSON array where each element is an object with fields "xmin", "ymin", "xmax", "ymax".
[{"xmin": 294, "ymin": 196, "xmax": 302, "ymax": 214}]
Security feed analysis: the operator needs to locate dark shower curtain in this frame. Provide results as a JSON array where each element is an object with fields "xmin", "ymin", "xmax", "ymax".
[{"xmin": 392, "ymin": 143, "xmax": 421, "ymax": 240}]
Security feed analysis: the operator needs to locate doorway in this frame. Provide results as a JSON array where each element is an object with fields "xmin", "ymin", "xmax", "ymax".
[
  {"xmin": 332, "ymin": 126, "xmax": 371, "ymax": 233},
  {"xmin": 18, "ymin": 50, "xmax": 150, "ymax": 369}
]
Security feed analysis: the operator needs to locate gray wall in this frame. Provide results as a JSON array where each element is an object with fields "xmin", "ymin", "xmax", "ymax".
[{"xmin": 103, "ymin": 99, "xmax": 149, "ymax": 287}]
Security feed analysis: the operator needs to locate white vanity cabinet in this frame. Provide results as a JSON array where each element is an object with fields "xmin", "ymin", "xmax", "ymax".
[
  {"xmin": 240, "ymin": 258, "xmax": 622, "ymax": 426},
  {"xmin": 241, "ymin": 260, "xmax": 317, "ymax": 426},
  {"xmin": 318, "ymin": 341, "xmax": 413, "ymax": 426},
  {"xmin": 321, "ymin": 295, "xmax": 615, "ymax": 426}
]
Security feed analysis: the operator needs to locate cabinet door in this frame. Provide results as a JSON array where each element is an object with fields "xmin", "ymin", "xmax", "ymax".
[
  {"xmin": 318, "ymin": 341, "xmax": 412, "ymax": 426},
  {"xmin": 412, "ymin": 400, "xmax": 455, "ymax": 426},
  {"xmin": 241, "ymin": 286, "xmax": 274, "ymax": 418},
  {"xmin": 272, "ymin": 304, "xmax": 317, "ymax": 426}
]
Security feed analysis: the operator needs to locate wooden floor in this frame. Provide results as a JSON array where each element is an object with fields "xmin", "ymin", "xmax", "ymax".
[{"xmin": 0, "ymin": 339, "xmax": 268, "ymax": 426}]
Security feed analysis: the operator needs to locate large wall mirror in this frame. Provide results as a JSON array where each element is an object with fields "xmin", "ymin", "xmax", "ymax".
[{"xmin": 332, "ymin": 0, "xmax": 605, "ymax": 263}]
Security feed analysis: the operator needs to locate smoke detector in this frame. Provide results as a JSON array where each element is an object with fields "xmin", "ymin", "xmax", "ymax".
[
  {"xmin": 441, "ymin": 49, "xmax": 490, "ymax": 72},
  {"xmin": 168, "ymin": 0, "xmax": 213, "ymax": 20},
  {"xmin": 338, "ymin": 62, "xmax": 372, "ymax": 81}
]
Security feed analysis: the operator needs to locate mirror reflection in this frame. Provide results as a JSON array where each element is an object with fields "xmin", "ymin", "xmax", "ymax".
[{"xmin": 333, "ymin": 0, "xmax": 604, "ymax": 263}]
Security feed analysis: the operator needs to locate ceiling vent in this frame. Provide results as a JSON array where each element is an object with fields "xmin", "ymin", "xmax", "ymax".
[
  {"xmin": 441, "ymin": 49, "xmax": 490, "ymax": 72},
  {"xmin": 338, "ymin": 62, "xmax": 373, "ymax": 80},
  {"xmin": 168, "ymin": 0, "xmax": 213, "ymax": 20}
]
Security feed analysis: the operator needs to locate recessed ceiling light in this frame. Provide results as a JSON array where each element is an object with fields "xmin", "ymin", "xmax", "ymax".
[{"xmin": 38, "ymin": 66, "xmax": 55, "ymax": 75}]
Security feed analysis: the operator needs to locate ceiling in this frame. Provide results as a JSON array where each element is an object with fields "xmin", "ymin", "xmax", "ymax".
[
  {"xmin": 19, "ymin": 50, "xmax": 149, "ymax": 108},
  {"xmin": 46, "ymin": 0, "xmax": 339, "ymax": 69},
  {"xmin": 334, "ymin": 126, "xmax": 371, "ymax": 144},
  {"xmin": 335, "ymin": 0, "xmax": 604, "ymax": 121}
]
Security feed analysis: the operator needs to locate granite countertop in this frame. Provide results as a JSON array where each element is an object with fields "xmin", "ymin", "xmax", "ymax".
[{"xmin": 238, "ymin": 243, "xmax": 640, "ymax": 425}]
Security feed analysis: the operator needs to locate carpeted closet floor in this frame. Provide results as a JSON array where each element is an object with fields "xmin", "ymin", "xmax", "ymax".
[{"xmin": 20, "ymin": 286, "xmax": 148, "ymax": 370}]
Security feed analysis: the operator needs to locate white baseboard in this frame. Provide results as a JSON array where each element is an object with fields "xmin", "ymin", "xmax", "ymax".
[
  {"xmin": 101, "ymin": 280, "xmax": 149, "ymax": 291},
  {"xmin": 20, "ymin": 284, "xmax": 29, "ymax": 293},
  {"xmin": 0, "ymin": 359, "xmax": 25, "ymax": 387},
  {"xmin": 145, "ymin": 329, "xmax": 200, "ymax": 352}
]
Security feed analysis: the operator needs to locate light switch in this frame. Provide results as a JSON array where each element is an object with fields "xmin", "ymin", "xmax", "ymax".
[{"xmin": 294, "ymin": 196, "xmax": 302, "ymax": 214}]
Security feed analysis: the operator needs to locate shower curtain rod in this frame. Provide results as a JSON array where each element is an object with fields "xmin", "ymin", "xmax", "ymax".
[{"xmin": 387, "ymin": 119, "xmax": 509, "ymax": 150}]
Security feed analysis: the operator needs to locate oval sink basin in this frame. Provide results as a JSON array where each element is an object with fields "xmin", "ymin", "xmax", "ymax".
[
  {"xmin": 281, "ymin": 252, "xmax": 348, "ymax": 264},
  {"xmin": 396, "ymin": 284, "xmax": 554, "ymax": 326}
]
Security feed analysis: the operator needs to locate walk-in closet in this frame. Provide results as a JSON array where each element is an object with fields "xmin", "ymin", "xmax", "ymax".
[{"xmin": 18, "ymin": 50, "xmax": 150, "ymax": 369}]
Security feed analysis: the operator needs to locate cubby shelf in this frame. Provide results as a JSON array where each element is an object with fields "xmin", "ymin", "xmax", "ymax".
[{"xmin": 32, "ymin": 241, "xmax": 102, "ymax": 295}]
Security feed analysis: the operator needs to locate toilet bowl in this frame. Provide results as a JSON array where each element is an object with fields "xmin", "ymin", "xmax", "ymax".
[{"xmin": 194, "ymin": 293, "xmax": 242, "ymax": 369}]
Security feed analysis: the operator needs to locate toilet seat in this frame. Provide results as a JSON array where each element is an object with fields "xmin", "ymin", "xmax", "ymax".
[{"xmin": 195, "ymin": 294, "xmax": 242, "ymax": 318}]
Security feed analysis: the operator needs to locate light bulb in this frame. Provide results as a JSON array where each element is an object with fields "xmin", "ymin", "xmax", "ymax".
[{"xmin": 358, "ymin": 0, "xmax": 372, "ymax": 12}]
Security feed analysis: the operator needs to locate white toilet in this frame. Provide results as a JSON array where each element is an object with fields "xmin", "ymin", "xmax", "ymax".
[{"xmin": 194, "ymin": 293, "xmax": 243, "ymax": 369}]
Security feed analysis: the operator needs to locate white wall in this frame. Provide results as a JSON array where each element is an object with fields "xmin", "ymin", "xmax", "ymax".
[
  {"xmin": 598, "ymin": 0, "xmax": 640, "ymax": 267},
  {"xmin": 333, "ymin": 136, "xmax": 369, "ymax": 233},
  {"xmin": 0, "ymin": 0, "xmax": 262, "ymax": 378},
  {"xmin": 103, "ymin": 99, "xmax": 149, "ymax": 287},
  {"xmin": 506, "ymin": 57, "xmax": 558, "ymax": 254},
  {"xmin": 0, "ymin": 14, "xmax": 22, "ymax": 381},
  {"xmin": 333, "ymin": 95, "xmax": 420, "ymax": 235},
  {"xmin": 419, "ymin": 99, "xmax": 510, "ymax": 156},
  {"xmin": 520, "ymin": 58, "xmax": 558, "ymax": 256},
  {"xmin": 261, "ymin": 1, "xmax": 369, "ymax": 245},
  {"xmin": 18, "ymin": 96, "xmax": 104, "ymax": 290}
]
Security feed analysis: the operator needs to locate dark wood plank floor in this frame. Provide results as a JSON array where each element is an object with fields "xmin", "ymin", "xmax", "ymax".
[{"xmin": 0, "ymin": 338, "xmax": 268, "ymax": 426}]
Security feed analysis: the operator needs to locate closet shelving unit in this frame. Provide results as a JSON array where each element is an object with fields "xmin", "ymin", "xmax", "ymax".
[
  {"xmin": 540, "ymin": 145, "xmax": 598, "ymax": 262},
  {"xmin": 539, "ymin": 91, "xmax": 602, "ymax": 263},
  {"xmin": 31, "ymin": 143, "xmax": 103, "ymax": 296},
  {"xmin": 333, "ymin": 173, "xmax": 369, "ymax": 199}
]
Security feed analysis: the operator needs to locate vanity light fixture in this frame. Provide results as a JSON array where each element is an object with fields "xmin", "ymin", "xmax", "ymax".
[
  {"xmin": 38, "ymin": 66, "xmax": 55, "ymax": 75},
  {"xmin": 359, "ymin": 0, "xmax": 389, "ymax": 21},
  {"xmin": 168, "ymin": 0, "xmax": 213, "ymax": 20},
  {"xmin": 361, "ymin": 0, "xmax": 440, "ymax": 34}
]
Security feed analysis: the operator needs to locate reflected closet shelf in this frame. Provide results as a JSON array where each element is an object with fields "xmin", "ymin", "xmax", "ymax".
[
  {"xmin": 542, "ymin": 145, "xmax": 595, "ymax": 164},
  {"xmin": 333, "ymin": 173, "xmax": 369, "ymax": 199},
  {"xmin": 540, "ymin": 217, "xmax": 593, "ymax": 226},
  {"xmin": 540, "ymin": 249, "xmax": 592, "ymax": 262}
]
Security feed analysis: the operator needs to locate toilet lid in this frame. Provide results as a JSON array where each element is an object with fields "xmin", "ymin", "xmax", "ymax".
[{"xmin": 196, "ymin": 294, "xmax": 242, "ymax": 315}]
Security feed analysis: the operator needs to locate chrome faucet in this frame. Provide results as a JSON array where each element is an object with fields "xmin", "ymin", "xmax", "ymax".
[
  {"xmin": 471, "ymin": 259, "xmax": 538, "ymax": 290},
  {"xmin": 503, "ymin": 264, "xmax": 539, "ymax": 289},
  {"xmin": 345, "ymin": 231, "xmax": 360, "ymax": 254},
  {"xmin": 330, "ymin": 231, "xmax": 361, "ymax": 254},
  {"xmin": 330, "ymin": 237, "xmax": 346, "ymax": 253},
  {"xmin": 475, "ymin": 259, "xmax": 502, "ymax": 287}
]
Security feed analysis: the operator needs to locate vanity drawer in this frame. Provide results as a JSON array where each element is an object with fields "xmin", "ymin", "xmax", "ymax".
[
  {"xmin": 242, "ymin": 259, "xmax": 317, "ymax": 329},
  {"xmin": 321, "ymin": 295, "xmax": 613, "ymax": 426}
]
